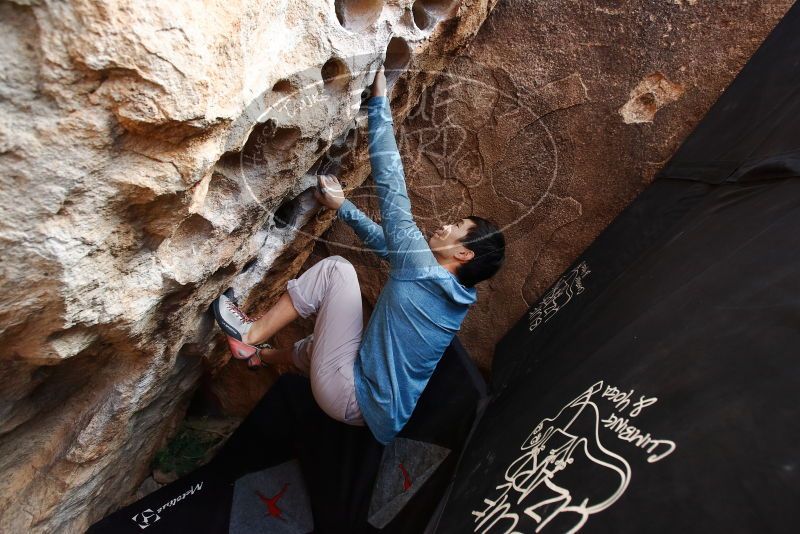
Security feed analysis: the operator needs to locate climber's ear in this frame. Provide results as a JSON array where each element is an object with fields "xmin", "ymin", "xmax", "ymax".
[{"xmin": 455, "ymin": 246, "xmax": 475, "ymax": 264}]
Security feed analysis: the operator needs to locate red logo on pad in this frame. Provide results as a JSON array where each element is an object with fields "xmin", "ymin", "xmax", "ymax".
[
  {"xmin": 399, "ymin": 463, "xmax": 412, "ymax": 491},
  {"xmin": 256, "ymin": 483, "xmax": 289, "ymax": 520}
]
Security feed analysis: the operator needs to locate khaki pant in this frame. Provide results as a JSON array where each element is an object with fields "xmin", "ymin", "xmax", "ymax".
[{"xmin": 286, "ymin": 256, "xmax": 365, "ymax": 426}]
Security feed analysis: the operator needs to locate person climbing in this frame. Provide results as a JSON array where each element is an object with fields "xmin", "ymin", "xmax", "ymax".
[{"xmin": 212, "ymin": 64, "xmax": 505, "ymax": 444}]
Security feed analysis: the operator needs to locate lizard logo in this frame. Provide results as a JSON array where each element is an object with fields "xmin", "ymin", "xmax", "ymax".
[
  {"xmin": 255, "ymin": 483, "xmax": 290, "ymax": 520},
  {"xmin": 398, "ymin": 463, "xmax": 413, "ymax": 491}
]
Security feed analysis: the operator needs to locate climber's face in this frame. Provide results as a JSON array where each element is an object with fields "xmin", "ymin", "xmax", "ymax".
[{"xmin": 429, "ymin": 218, "xmax": 476, "ymax": 261}]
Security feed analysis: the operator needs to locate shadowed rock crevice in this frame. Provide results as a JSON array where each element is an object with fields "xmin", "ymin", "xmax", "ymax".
[
  {"xmin": 385, "ymin": 36, "xmax": 412, "ymax": 86},
  {"xmin": 0, "ymin": 361, "xmax": 52, "ymax": 436},
  {"xmin": 273, "ymin": 187, "xmax": 320, "ymax": 230},
  {"xmin": 0, "ymin": 345, "xmax": 112, "ymax": 448}
]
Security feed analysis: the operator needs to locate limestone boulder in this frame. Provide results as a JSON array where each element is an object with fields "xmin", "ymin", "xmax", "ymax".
[{"xmin": 0, "ymin": 0, "xmax": 495, "ymax": 531}]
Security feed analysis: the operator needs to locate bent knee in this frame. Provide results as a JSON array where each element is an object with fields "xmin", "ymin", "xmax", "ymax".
[
  {"xmin": 325, "ymin": 255, "xmax": 356, "ymax": 278},
  {"xmin": 325, "ymin": 255, "xmax": 351, "ymax": 266}
]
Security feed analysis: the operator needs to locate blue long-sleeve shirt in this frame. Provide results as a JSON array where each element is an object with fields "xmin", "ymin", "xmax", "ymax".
[{"xmin": 337, "ymin": 96, "xmax": 477, "ymax": 444}]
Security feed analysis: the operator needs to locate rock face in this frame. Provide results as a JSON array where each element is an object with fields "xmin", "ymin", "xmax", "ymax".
[
  {"xmin": 0, "ymin": 0, "xmax": 495, "ymax": 531},
  {"xmin": 318, "ymin": 0, "xmax": 795, "ymax": 369}
]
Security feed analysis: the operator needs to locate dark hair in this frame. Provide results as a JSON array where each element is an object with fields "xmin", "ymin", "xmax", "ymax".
[{"xmin": 455, "ymin": 216, "xmax": 505, "ymax": 288}]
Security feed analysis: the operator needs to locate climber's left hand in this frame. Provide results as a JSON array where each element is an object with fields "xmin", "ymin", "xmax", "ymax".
[{"xmin": 371, "ymin": 65, "xmax": 386, "ymax": 97}]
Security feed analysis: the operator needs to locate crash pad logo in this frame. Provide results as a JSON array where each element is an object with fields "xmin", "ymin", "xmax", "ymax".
[
  {"xmin": 255, "ymin": 483, "xmax": 290, "ymax": 520},
  {"xmin": 472, "ymin": 381, "xmax": 675, "ymax": 533},
  {"xmin": 528, "ymin": 261, "xmax": 590, "ymax": 332},
  {"xmin": 367, "ymin": 438, "xmax": 450, "ymax": 529},
  {"xmin": 230, "ymin": 460, "xmax": 313, "ymax": 534},
  {"xmin": 398, "ymin": 463, "xmax": 413, "ymax": 491},
  {"xmin": 131, "ymin": 508, "xmax": 159, "ymax": 529},
  {"xmin": 131, "ymin": 481, "xmax": 204, "ymax": 529}
]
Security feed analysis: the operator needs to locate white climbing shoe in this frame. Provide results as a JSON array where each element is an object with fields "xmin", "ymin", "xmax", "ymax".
[{"xmin": 212, "ymin": 293, "xmax": 253, "ymax": 342}]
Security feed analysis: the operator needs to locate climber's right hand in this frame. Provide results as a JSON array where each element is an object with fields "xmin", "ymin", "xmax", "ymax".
[
  {"xmin": 371, "ymin": 65, "xmax": 386, "ymax": 98},
  {"xmin": 314, "ymin": 174, "xmax": 345, "ymax": 210}
]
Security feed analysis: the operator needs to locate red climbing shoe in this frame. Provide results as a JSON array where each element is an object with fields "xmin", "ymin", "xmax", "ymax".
[
  {"xmin": 225, "ymin": 335, "xmax": 272, "ymax": 371},
  {"xmin": 225, "ymin": 335, "xmax": 258, "ymax": 360}
]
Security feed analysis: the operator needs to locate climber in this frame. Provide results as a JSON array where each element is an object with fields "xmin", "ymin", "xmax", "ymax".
[{"xmin": 212, "ymin": 64, "xmax": 505, "ymax": 445}]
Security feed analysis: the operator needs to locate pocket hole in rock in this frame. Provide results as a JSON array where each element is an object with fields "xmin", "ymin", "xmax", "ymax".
[
  {"xmin": 125, "ymin": 192, "xmax": 186, "ymax": 252},
  {"xmin": 171, "ymin": 214, "xmax": 215, "ymax": 245},
  {"xmin": 313, "ymin": 126, "xmax": 359, "ymax": 176},
  {"xmin": 272, "ymin": 79, "xmax": 295, "ymax": 93},
  {"xmin": 159, "ymin": 214, "xmax": 216, "ymax": 279},
  {"xmin": 273, "ymin": 187, "xmax": 320, "ymax": 230},
  {"xmin": 202, "ymin": 172, "xmax": 241, "ymax": 216},
  {"xmin": 241, "ymin": 257, "xmax": 259, "ymax": 274},
  {"xmin": 359, "ymin": 87, "xmax": 371, "ymax": 113},
  {"xmin": 329, "ymin": 126, "xmax": 359, "ymax": 161},
  {"xmin": 321, "ymin": 57, "xmax": 351, "ymax": 92},
  {"xmin": 314, "ymin": 154, "xmax": 341, "ymax": 177},
  {"xmin": 334, "ymin": 0, "xmax": 384, "ymax": 31},
  {"xmin": 265, "ymin": 123, "xmax": 301, "ymax": 152},
  {"xmin": 418, "ymin": 0, "xmax": 460, "ymax": 18},
  {"xmin": 412, "ymin": 1, "xmax": 434, "ymax": 30},
  {"xmin": 384, "ymin": 37, "xmax": 412, "ymax": 86},
  {"xmin": 240, "ymin": 120, "xmax": 302, "ymax": 164},
  {"xmin": 273, "ymin": 193, "xmax": 303, "ymax": 230}
]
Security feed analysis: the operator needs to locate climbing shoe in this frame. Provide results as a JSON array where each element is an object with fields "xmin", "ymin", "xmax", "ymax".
[
  {"xmin": 225, "ymin": 335, "xmax": 273, "ymax": 370},
  {"xmin": 212, "ymin": 293, "xmax": 253, "ymax": 342},
  {"xmin": 225, "ymin": 335, "xmax": 257, "ymax": 360}
]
